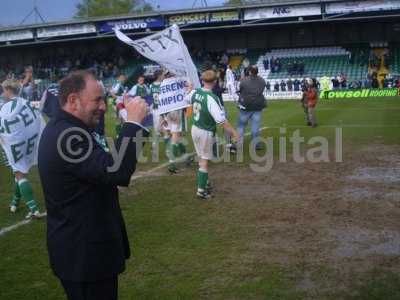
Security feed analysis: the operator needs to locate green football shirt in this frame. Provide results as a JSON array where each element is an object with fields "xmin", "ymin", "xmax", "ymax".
[
  {"xmin": 191, "ymin": 88, "xmax": 226, "ymax": 133},
  {"xmin": 150, "ymin": 82, "xmax": 161, "ymax": 109},
  {"xmin": 129, "ymin": 84, "xmax": 149, "ymax": 98}
]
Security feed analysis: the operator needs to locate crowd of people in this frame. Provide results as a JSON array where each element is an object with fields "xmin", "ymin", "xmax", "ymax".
[
  {"xmin": 0, "ymin": 47, "xmax": 137, "ymax": 103},
  {"xmin": 262, "ymin": 72, "xmax": 400, "ymax": 93},
  {"xmin": 262, "ymin": 57, "xmax": 305, "ymax": 75}
]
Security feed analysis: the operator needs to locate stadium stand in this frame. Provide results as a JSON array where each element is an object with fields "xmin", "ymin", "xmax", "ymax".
[
  {"xmin": 392, "ymin": 47, "xmax": 400, "ymax": 75},
  {"xmin": 1, "ymin": 44, "xmax": 398, "ymax": 100},
  {"xmin": 256, "ymin": 46, "xmax": 368, "ymax": 84}
]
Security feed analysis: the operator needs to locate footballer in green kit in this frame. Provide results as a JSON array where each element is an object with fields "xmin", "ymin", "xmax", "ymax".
[
  {"xmin": 149, "ymin": 70, "xmax": 173, "ymax": 161},
  {"xmin": 110, "ymin": 74, "xmax": 127, "ymax": 136},
  {"xmin": 188, "ymin": 70, "xmax": 239, "ymax": 199},
  {"xmin": 128, "ymin": 75, "xmax": 150, "ymax": 98},
  {"xmin": 117, "ymin": 75, "xmax": 150, "ymax": 137},
  {"xmin": 0, "ymin": 79, "xmax": 42, "ymax": 218},
  {"xmin": 160, "ymin": 72, "xmax": 190, "ymax": 174},
  {"xmin": 150, "ymin": 70, "xmax": 164, "ymax": 134}
]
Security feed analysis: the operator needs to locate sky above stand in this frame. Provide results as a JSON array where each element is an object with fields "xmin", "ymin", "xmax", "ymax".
[{"xmin": 1, "ymin": 0, "xmax": 224, "ymax": 27}]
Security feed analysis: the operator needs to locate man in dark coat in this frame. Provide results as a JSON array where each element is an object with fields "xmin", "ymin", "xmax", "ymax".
[
  {"xmin": 236, "ymin": 65, "xmax": 266, "ymax": 150},
  {"xmin": 38, "ymin": 70, "xmax": 149, "ymax": 300}
]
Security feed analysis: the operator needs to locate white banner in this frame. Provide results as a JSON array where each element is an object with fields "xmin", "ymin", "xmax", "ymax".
[
  {"xmin": 157, "ymin": 77, "xmax": 190, "ymax": 114},
  {"xmin": 37, "ymin": 23, "xmax": 96, "ymax": 38},
  {"xmin": 244, "ymin": 4, "xmax": 321, "ymax": 20},
  {"xmin": 115, "ymin": 25, "xmax": 201, "ymax": 88},
  {"xmin": 0, "ymin": 98, "xmax": 45, "ymax": 173},
  {"xmin": 264, "ymin": 91, "xmax": 303, "ymax": 100},
  {"xmin": 0, "ymin": 30, "xmax": 33, "ymax": 42},
  {"xmin": 326, "ymin": 0, "xmax": 400, "ymax": 14}
]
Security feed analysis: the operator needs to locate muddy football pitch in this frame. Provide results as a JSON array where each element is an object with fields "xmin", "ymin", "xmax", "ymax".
[{"xmin": 1, "ymin": 98, "xmax": 400, "ymax": 300}]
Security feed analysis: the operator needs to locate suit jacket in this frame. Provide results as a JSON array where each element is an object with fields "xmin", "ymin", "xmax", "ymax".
[{"xmin": 38, "ymin": 109, "xmax": 148, "ymax": 282}]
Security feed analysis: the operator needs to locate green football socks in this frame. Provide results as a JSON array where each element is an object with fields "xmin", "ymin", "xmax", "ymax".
[
  {"xmin": 178, "ymin": 142, "xmax": 186, "ymax": 156},
  {"xmin": 164, "ymin": 136, "xmax": 171, "ymax": 160},
  {"xmin": 18, "ymin": 179, "xmax": 39, "ymax": 213},
  {"xmin": 172, "ymin": 143, "xmax": 180, "ymax": 159},
  {"xmin": 10, "ymin": 180, "xmax": 21, "ymax": 207},
  {"xmin": 197, "ymin": 169, "xmax": 208, "ymax": 192}
]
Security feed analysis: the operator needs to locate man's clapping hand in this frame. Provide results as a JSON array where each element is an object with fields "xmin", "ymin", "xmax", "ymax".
[{"xmin": 125, "ymin": 96, "xmax": 149, "ymax": 124}]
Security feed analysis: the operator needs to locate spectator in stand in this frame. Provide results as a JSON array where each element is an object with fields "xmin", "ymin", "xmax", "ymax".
[
  {"xmin": 288, "ymin": 61, "xmax": 293, "ymax": 76},
  {"xmin": 312, "ymin": 78, "xmax": 320, "ymax": 90},
  {"xmin": 299, "ymin": 61, "xmax": 305, "ymax": 75},
  {"xmin": 332, "ymin": 77, "xmax": 340, "ymax": 90},
  {"xmin": 270, "ymin": 57, "xmax": 275, "ymax": 73},
  {"xmin": 384, "ymin": 51, "xmax": 391, "ymax": 69},
  {"xmin": 263, "ymin": 59, "xmax": 269, "ymax": 70},
  {"xmin": 275, "ymin": 58, "xmax": 281, "ymax": 72},
  {"xmin": 293, "ymin": 79, "xmax": 301, "ymax": 91},
  {"xmin": 220, "ymin": 53, "xmax": 229, "ymax": 66},
  {"xmin": 348, "ymin": 51, "xmax": 353, "ymax": 64},
  {"xmin": 266, "ymin": 81, "xmax": 271, "ymax": 91},
  {"xmin": 371, "ymin": 74, "xmax": 379, "ymax": 88},
  {"xmin": 274, "ymin": 81, "xmax": 280, "ymax": 92},
  {"xmin": 280, "ymin": 80, "xmax": 287, "ymax": 92},
  {"xmin": 287, "ymin": 78, "xmax": 293, "ymax": 91}
]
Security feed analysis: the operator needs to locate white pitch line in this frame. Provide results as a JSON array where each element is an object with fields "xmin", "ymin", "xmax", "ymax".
[
  {"xmin": 0, "ymin": 212, "xmax": 47, "ymax": 237},
  {"xmin": 0, "ymin": 219, "xmax": 32, "ymax": 236},
  {"xmin": 0, "ymin": 128, "xmax": 271, "ymax": 237}
]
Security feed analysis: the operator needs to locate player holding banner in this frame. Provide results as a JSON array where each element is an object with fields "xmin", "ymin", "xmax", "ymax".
[
  {"xmin": 149, "ymin": 69, "xmax": 173, "ymax": 160},
  {"xmin": 0, "ymin": 79, "xmax": 43, "ymax": 218},
  {"xmin": 187, "ymin": 70, "xmax": 239, "ymax": 199},
  {"xmin": 159, "ymin": 71, "xmax": 191, "ymax": 173}
]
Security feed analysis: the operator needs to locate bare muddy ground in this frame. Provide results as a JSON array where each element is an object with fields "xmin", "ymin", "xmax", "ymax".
[{"xmin": 208, "ymin": 144, "xmax": 400, "ymax": 297}]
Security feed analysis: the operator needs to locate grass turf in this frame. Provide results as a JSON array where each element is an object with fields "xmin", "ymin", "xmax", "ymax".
[{"xmin": 0, "ymin": 98, "xmax": 400, "ymax": 299}]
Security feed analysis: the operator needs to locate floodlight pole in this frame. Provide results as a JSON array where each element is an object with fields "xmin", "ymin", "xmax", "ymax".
[
  {"xmin": 20, "ymin": 0, "xmax": 46, "ymax": 25},
  {"xmin": 192, "ymin": 0, "xmax": 208, "ymax": 8}
]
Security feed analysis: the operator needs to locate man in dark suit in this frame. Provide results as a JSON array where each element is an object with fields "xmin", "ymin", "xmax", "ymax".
[{"xmin": 38, "ymin": 70, "xmax": 149, "ymax": 300}]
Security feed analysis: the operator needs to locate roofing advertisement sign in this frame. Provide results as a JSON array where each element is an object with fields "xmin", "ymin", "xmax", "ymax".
[
  {"xmin": 244, "ymin": 4, "xmax": 321, "ymax": 20},
  {"xmin": 321, "ymin": 88, "xmax": 399, "ymax": 99},
  {"xmin": 326, "ymin": 0, "xmax": 400, "ymax": 14},
  {"xmin": 98, "ymin": 17, "xmax": 164, "ymax": 33}
]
